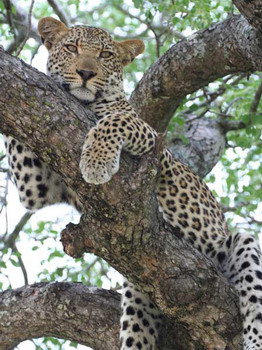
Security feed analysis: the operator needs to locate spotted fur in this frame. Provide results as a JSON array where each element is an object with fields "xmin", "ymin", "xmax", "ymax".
[
  {"xmin": 3, "ymin": 136, "xmax": 81, "ymax": 210},
  {"xmin": 4, "ymin": 17, "xmax": 262, "ymax": 349}
]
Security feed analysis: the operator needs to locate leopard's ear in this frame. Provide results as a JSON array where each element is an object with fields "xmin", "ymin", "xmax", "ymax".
[
  {"xmin": 116, "ymin": 39, "xmax": 145, "ymax": 66},
  {"xmin": 38, "ymin": 17, "xmax": 68, "ymax": 50}
]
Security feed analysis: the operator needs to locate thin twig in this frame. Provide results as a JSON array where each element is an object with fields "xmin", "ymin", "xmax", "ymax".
[
  {"xmin": 30, "ymin": 42, "xmax": 41, "ymax": 64},
  {"xmin": 3, "ymin": 211, "xmax": 34, "ymax": 247},
  {"xmin": 12, "ymin": 244, "xmax": 29, "ymax": 285},
  {"xmin": 15, "ymin": 0, "xmax": 35, "ymax": 57},
  {"xmin": 217, "ymin": 117, "xmax": 246, "ymax": 131},
  {"xmin": 47, "ymin": 0, "xmax": 71, "ymax": 26},
  {"xmin": 114, "ymin": 4, "xmax": 149, "ymax": 24},
  {"xmin": 3, "ymin": 0, "xmax": 17, "ymax": 47},
  {"xmin": 3, "ymin": 0, "xmax": 15, "ymax": 33},
  {"xmin": 150, "ymin": 27, "xmax": 161, "ymax": 57},
  {"xmin": 86, "ymin": 257, "xmax": 100, "ymax": 274},
  {"xmin": 4, "ymin": 179, "xmax": 8, "ymax": 235},
  {"xmin": 0, "ymin": 171, "xmax": 9, "ymax": 221},
  {"xmin": 247, "ymin": 216, "xmax": 262, "ymax": 226},
  {"xmin": 223, "ymin": 97, "xmax": 243, "ymax": 115},
  {"xmin": 6, "ymin": 33, "xmax": 25, "ymax": 54},
  {"xmin": 1, "ymin": 211, "xmax": 33, "ymax": 285},
  {"xmin": 222, "ymin": 202, "xmax": 249, "ymax": 212},
  {"xmin": 250, "ymin": 81, "xmax": 262, "ymax": 113},
  {"xmin": 182, "ymin": 73, "xmax": 248, "ymax": 122}
]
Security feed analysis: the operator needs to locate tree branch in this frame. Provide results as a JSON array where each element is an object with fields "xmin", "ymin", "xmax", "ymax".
[
  {"xmin": 47, "ymin": 0, "xmax": 71, "ymax": 27},
  {"xmin": 3, "ymin": 0, "xmax": 39, "ymax": 54},
  {"xmin": 130, "ymin": 15, "xmax": 262, "ymax": 131},
  {"xmin": 218, "ymin": 118, "xmax": 246, "ymax": 132},
  {"xmin": 250, "ymin": 81, "xmax": 262, "ymax": 113},
  {"xmin": 168, "ymin": 117, "xmax": 227, "ymax": 178},
  {"xmin": 2, "ymin": 211, "xmax": 33, "ymax": 285},
  {"xmin": 15, "ymin": 0, "xmax": 35, "ymax": 57},
  {"xmin": 0, "ymin": 282, "xmax": 121, "ymax": 350},
  {"xmin": 0, "ymin": 48, "xmax": 242, "ymax": 349},
  {"xmin": 233, "ymin": 0, "xmax": 262, "ymax": 31}
]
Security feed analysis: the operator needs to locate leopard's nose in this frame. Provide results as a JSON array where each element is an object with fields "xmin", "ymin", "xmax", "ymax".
[{"xmin": 76, "ymin": 69, "xmax": 97, "ymax": 81}]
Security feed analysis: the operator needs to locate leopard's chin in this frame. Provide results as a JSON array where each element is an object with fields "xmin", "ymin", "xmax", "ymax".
[{"xmin": 69, "ymin": 86, "xmax": 97, "ymax": 102}]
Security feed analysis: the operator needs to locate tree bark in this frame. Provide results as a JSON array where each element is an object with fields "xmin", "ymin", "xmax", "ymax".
[
  {"xmin": 0, "ymin": 46, "xmax": 243, "ymax": 350},
  {"xmin": 233, "ymin": 0, "xmax": 262, "ymax": 31},
  {"xmin": 168, "ymin": 117, "xmax": 227, "ymax": 178},
  {"xmin": 0, "ymin": 283, "xmax": 121, "ymax": 350}
]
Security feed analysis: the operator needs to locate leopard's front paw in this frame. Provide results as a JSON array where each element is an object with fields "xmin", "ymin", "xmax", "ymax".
[
  {"xmin": 80, "ymin": 129, "xmax": 122, "ymax": 185},
  {"xmin": 80, "ymin": 150, "xmax": 120, "ymax": 185}
]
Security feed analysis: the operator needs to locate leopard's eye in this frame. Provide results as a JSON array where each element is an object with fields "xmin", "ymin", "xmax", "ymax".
[
  {"xmin": 65, "ymin": 44, "xmax": 77, "ymax": 53},
  {"xmin": 100, "ymin": 51, "xmax": 113, "ymax": 58}
]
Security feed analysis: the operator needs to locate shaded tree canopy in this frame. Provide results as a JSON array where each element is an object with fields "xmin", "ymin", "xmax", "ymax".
[{"xmin": 0, "ymin": 0, "xmax": 261, "ymax": 349}]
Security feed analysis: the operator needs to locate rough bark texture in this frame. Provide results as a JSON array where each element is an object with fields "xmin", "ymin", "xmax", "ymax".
[
  {"xmin": 0, "ymin": 46, "xmax": 243, "ymax": 350},
  {"xmin": 168, "ymin": 117, "xmax": 227, "ymax": 178},
  {"xmin": 0, "ymin": 283, "xmax": 121, "ymax": 350},
  {"xmin": 233, "ymin": 0, "xmax": 262, "ymax": 31},
  {"xmin": 130, "ymin": 14, "xmax": 262, "ymax": 132}
]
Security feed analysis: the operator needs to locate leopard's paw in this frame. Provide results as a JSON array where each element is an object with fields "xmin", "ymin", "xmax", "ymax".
[
  {"xmin": 80, "ymin": 151, "xmax": 120, "ymax": 185},
  {"xmin": 80, "ymin": 127, "xmax": 123, "ymax": 185}
]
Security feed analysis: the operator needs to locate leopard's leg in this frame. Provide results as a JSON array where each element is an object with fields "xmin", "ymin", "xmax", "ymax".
[
  {"xmin": 4, "ymin": 136, "xmax": 81, "ymax": 211},
  {"xmin": 80, "ymin": 115, "xmax": 161, "ymax": 348},
  {"xmin": 218, "ymin": 233, "xmax": 262, "ymax": 350},
  {"xmin": 80, "ymin": 114, "xmax": 157, "ymax": 184},
  {"xmin": 120, "ymin": 280, "xmax": 161, "ymax": 350}
]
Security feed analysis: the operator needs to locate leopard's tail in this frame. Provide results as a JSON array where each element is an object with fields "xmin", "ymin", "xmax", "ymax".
[{"xmin": 120, "ymin": 280, "xmax": 161, "ymax": 349}]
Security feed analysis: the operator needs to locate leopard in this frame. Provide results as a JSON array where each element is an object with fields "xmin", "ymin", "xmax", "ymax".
[{"xmin": 4, "ymin": 16, "xmax": 262, "ymax": 350}]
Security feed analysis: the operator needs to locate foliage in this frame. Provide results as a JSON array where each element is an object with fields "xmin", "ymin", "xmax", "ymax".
[{"xmin": 0, "ymin": 0, "xmax": 261, "ymax": 349}]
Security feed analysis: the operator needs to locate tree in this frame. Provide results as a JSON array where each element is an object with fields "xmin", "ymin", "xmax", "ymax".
[{"xmin": 0, "ymin": 0, "xmax": 261, "ymax": 349}]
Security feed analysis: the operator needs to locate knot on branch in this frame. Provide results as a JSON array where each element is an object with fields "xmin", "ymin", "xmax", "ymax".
[{"xmin": 61, "ymin": 221, "xmax": 87, "ymax": 258}]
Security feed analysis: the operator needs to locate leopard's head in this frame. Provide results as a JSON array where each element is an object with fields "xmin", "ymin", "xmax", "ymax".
[{"xmin": 38, "ymin": 17, "xmax": 144, "ymax": 102}]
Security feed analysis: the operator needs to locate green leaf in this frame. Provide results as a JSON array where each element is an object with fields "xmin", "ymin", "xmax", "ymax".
[
  {"xmin": 11, "ymin": 5, "xmax": 17, "ymax": 15},
  {"xmin": 56, "ymin": 268, "xmax": 63, "ymax": 277},
  {"xmin": 0, "ymin": 261, "xmax": 7, "ymax": 268},
  {"xmin": 69, "ymin": 341, "xmax": 78, "ymax": 348},
  {"xmin": 10, "ymin": 258, "xmax": 19, "ymax": 267},
  {"xmin": 251, "ymin": 113, "xmax": 262, "ymax": 125},
  {"xmin": 241, "ymin": 114, "xmax": 250, "ymax": 125},
  {"xmin": 132, "ymin": 0, "xmax": 143, "ymax": 8}
]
